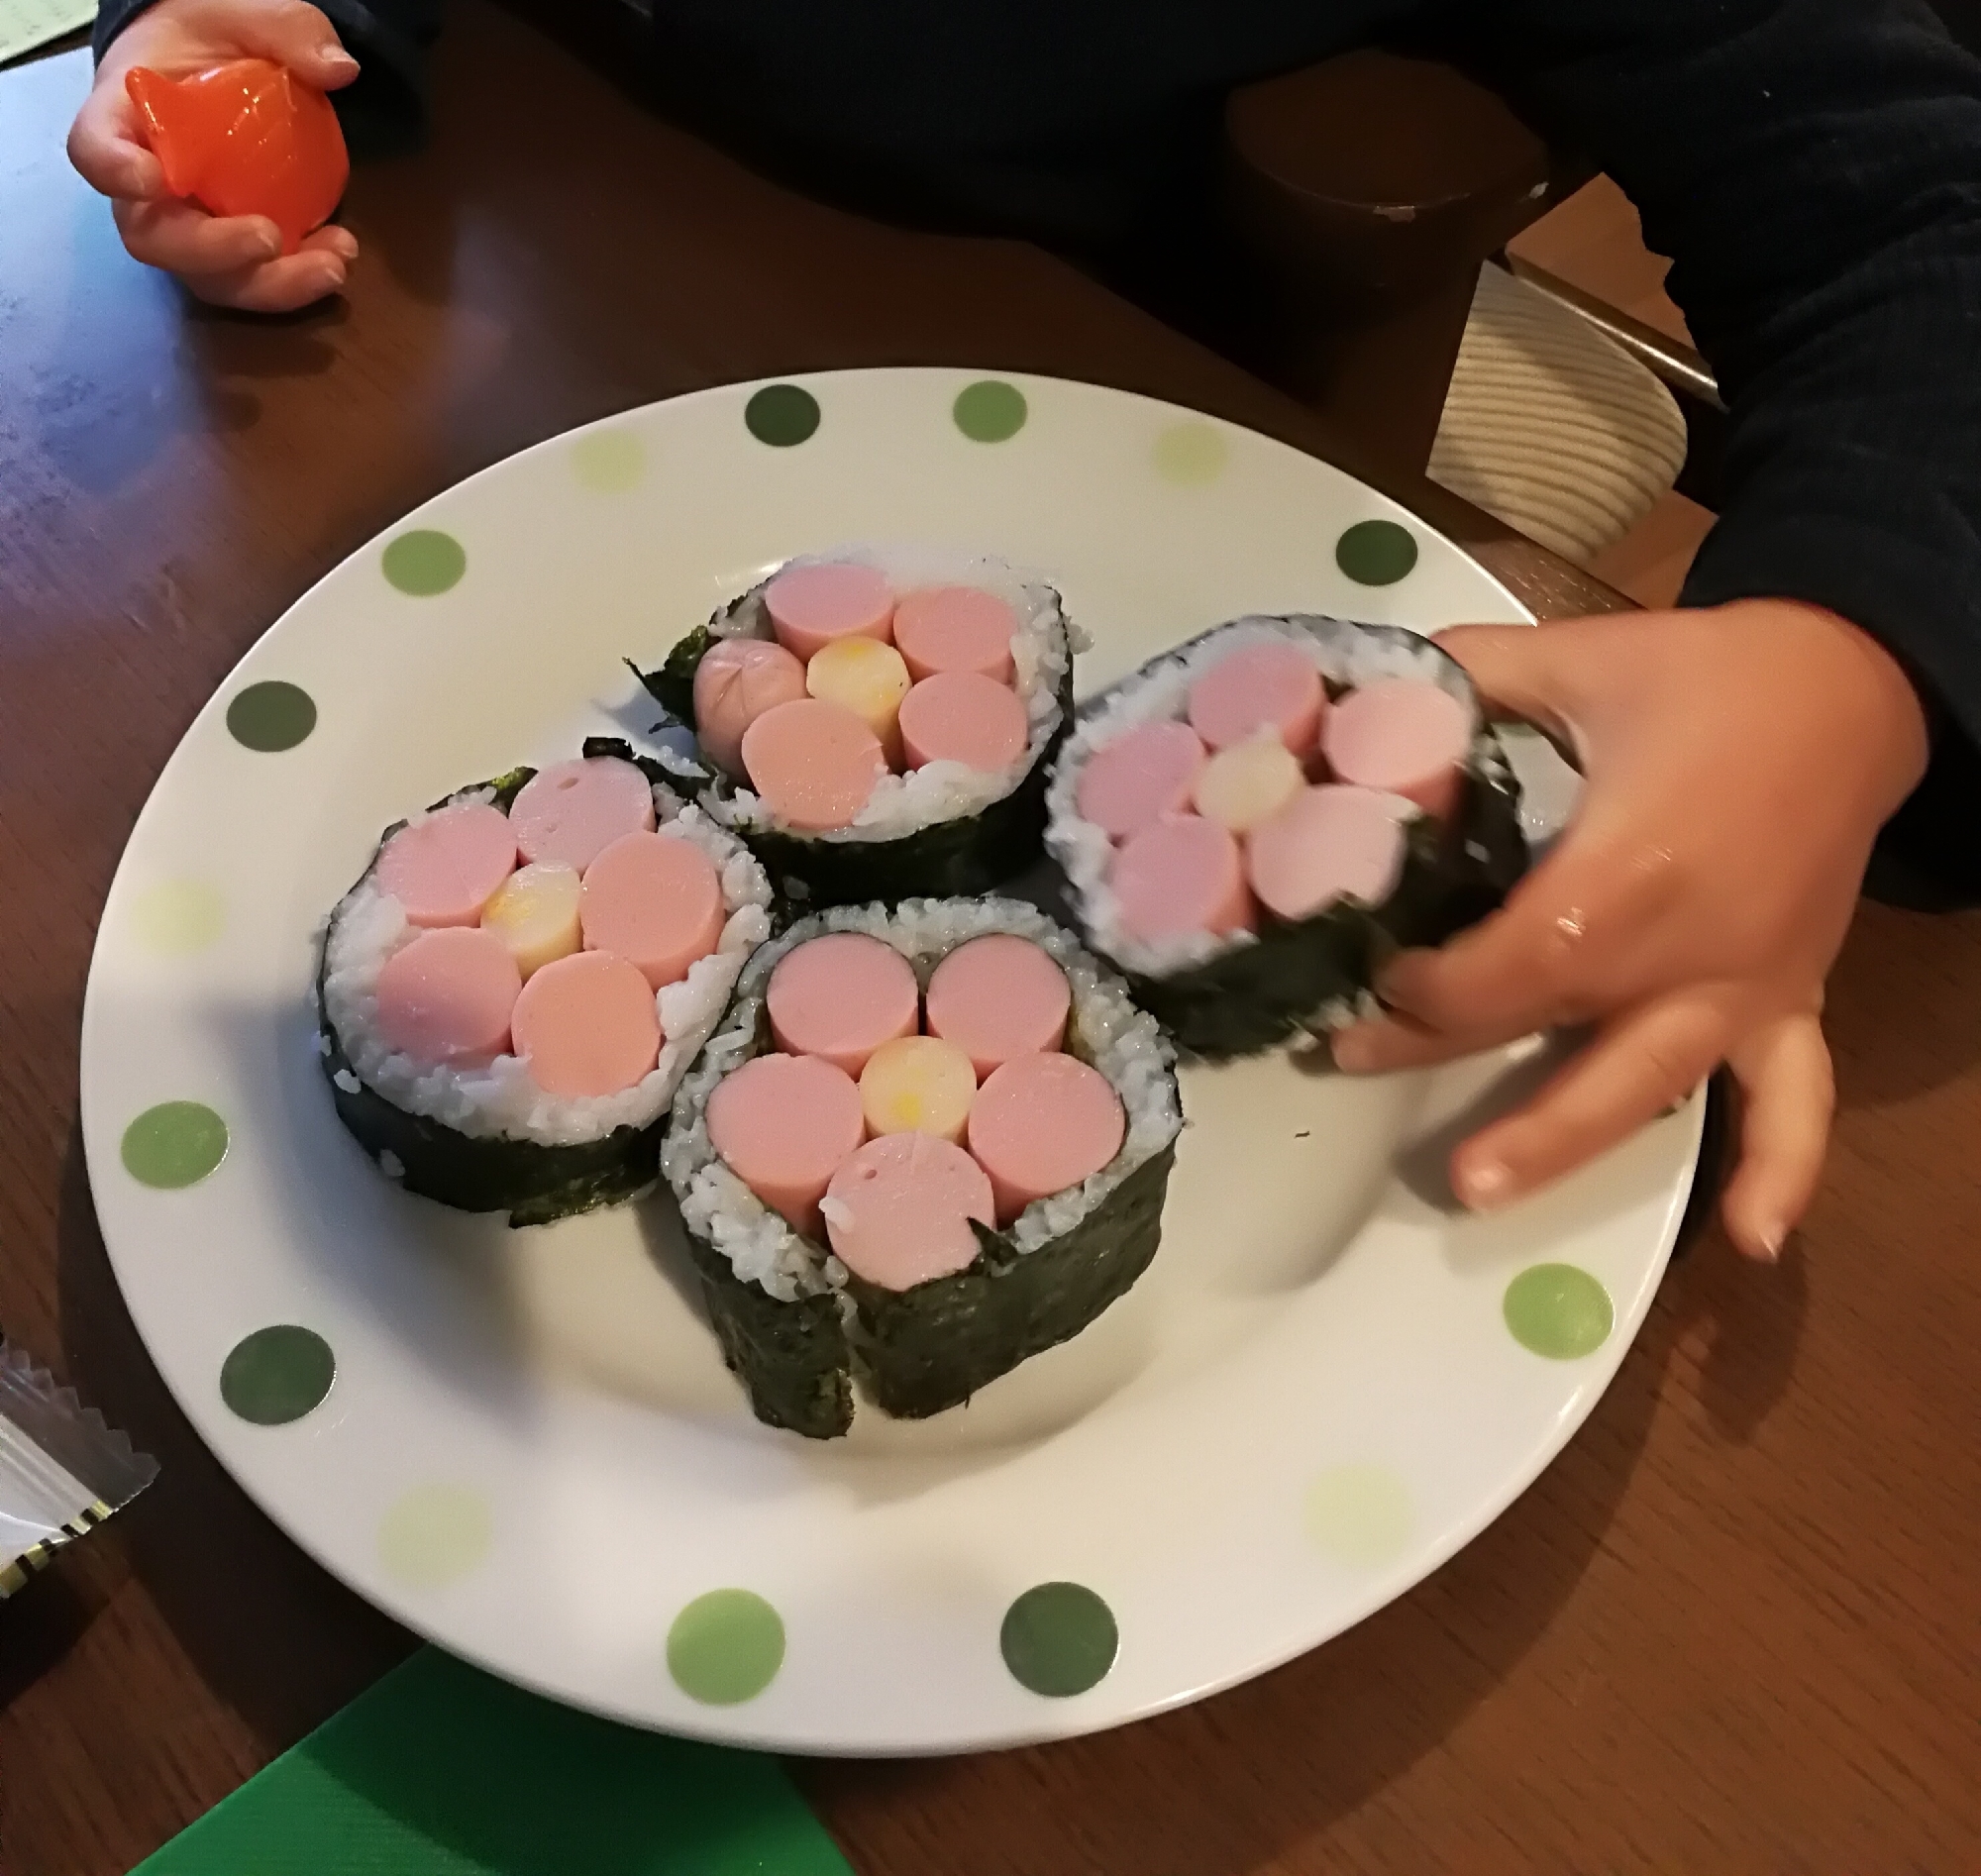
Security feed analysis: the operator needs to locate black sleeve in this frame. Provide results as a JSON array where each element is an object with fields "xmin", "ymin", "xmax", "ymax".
[
  {"xmin": 1445, "ymin": 0, "xmax": 1981, "ymax": 904},
  {"xmin": 94, "ymin": 0, "xmax": 442, "ymax": 158}
]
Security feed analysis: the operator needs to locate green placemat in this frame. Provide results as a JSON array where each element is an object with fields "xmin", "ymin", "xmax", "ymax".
[{"xmin": 134, "ymin": 1648, "xmax": 853, "ymax": 1875}]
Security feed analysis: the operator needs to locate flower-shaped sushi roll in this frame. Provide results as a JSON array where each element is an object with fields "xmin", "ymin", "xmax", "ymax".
[
  {"xmin": 662, "ymin": 898, "xmax": 1182, "ymax": 1438},
  {"xmin": 316, "ymin": 738, "xmax": 775, "ymax": 1225},
  {"xmin": 632, "ymin": 547, "xmax": 1080, "ymax": 907},
  {"xmin": 1046, "ymin": 616, "xmax": 1529, "ymax": 1060}
]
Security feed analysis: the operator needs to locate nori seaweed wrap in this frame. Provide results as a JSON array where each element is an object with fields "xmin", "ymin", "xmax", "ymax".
[
  {"xmin": 317, "ymin": 740, "xmax": 775, "ymax": 1226},
  {"xmin": 661, "ymin": 898, "xmax": 1183, "ymax": 1438},
  {"xmin": 1045, "ymin": 615, "xmax": 1527, "ymax": 1062},
  {"xmin": 631, "ymin": 546, "xmax": 1078, "ymax": 908}
]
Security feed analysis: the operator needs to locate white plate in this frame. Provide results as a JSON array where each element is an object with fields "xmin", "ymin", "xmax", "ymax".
[{"xmin": 82, "ymin": 369, "xmax": 1699, "ymax": 1754}]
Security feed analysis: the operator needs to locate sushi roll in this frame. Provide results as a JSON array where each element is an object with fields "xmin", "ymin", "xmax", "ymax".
[
  {"xmin": 631, "ymin": 546, "xmax": 1079, "ymax": 907},
  {"xmin": 1046, "ymin": 616, "xmax": 1528, "ymax": 1061},
  {"xmin": 662, "ymin": 898, "xmax": 1182, "ymax": 1438},
  {"xmin": 316, "ymin": 737, "xmax": 775, "ymax": 1226}
]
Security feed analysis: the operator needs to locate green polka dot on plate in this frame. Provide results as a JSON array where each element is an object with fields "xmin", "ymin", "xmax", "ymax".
[
  {"xmin": 381, "ymin": 529, "xmax": 467, "ymax": 596},
  {"xmin": 1152, "ymin": 420, "xmax": 1229, "ymax": 486},
  {"xmin": 221, "ymin": 1324, "xmax": 335, "ymax": 1426},
  {"xmin": 121, "ymin": 1101, "xmax": 228, "ymax": 1190},
  {"xmin": 1305, "ymin": 1464, "xmax": 1413, "ymax": 1569},
  {"xmin": 953, "ymin": 379, "xmax": 1027, "ymax": 443},
  {"xmin": 571, "ymin": 429, "xmax": 646, "ymax": 492},
  {"xmin": 1505, "ymin": 1262, "xmax": 1615, "ymax": 1360},
  {"xmin": 999, "ymin": 1582, "xmax": 1117, "ymax": 1698},
  {"xmin": 378, "ymin": 1484, "xmax": 492, "ymax": 1590},
  {"xmin": 130, "ymin": 880, "xmax": 225, "ymax": 956},
  {"xmin": 744, "ymin": 383, "xmax": 821, "ymax": 448},
  {"xmin": 226, "ymin": 681, "xmax": 316, "ymax": 753},
  {"xmin": 667, "ymin": 1590, "xmax": 785, "ymax": 1706},
  {"xmin": 1335, "ymin": 518, "xmax": 1419, "ymax": 586}
]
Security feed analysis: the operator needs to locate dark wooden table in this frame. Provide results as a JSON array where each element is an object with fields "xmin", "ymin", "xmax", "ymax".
[{"xmin": 4, "ymin": 9, "xmax": 1978, "ymax": 1873}]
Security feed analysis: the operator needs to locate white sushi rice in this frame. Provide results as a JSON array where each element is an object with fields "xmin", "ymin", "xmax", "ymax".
[
  {"xmin": 1045, "ymin": 614, "xmax": 1507, "ymax": 983},
  {"xmin": 698, "ymin": 544, "xmax": 1081, "ymax": 843},
  {"xmin": 663, "ymin": 897, "xmax": 1184, "ymax": 1303},
  {"xmin": 320, "ymin": 776, "xmax": 774, "ymax": 1148}
]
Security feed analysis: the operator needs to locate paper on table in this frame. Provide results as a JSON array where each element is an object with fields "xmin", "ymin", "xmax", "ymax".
[
  {"xmin": 132, "ymin": 1647, "xmax": 856, "ymax": 1876},
  {"xmin": 0, "ymin": 0, "xmax": 92, "ymax": 65}
]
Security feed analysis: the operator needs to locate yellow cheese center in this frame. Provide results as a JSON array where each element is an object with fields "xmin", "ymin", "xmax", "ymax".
[
  {"xmin": 1193, "ymin": 734, "xmax": 1304, "ymax": 832},
  {"xmin": 479, "ymin": 863, "xmax": 582, "ymax": 980},
  {"xmin": 806, "ymin": 636, "xmax": 913, "ymax": 764},
  {"xmin": 858, "ymin": 1035, "xmax": 978, "ymax": 1145}
]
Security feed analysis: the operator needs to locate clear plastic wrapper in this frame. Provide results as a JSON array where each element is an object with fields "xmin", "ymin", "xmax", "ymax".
[{"xmin": 1, "ymin": 1334, "xmax": 158, "ymax": 1600}]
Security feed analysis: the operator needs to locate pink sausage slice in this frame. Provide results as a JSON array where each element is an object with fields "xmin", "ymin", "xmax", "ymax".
[
  {"xmin": 822, "ymin": 1133, "xmax": 995, "ymax": 1291},
  {"xmin": 693, "ymin": 638, "xmax": 808, "ymax": 779},
  {"xmin": 1320, "ymin": 678, "xmax": 1472, "ymax": 818},
  {"xmin": 1074, "ymin": 719, "xmax": 1206, "ymax": 841},
  {"xmin": 767, "ymin": 931, "xmax": 919, "ymax": 1076},
  {"xmin": 706, "ymin": 1052, "xmax": 866, "ymax": 1235},
  {"xmin": 897, "ymin": 671, "xmax": 1028, "ymax": 773},
  {"xmin": 924, "ymin": 934, "xmax": 1071, "ymax": 1079},
  {"xmin": 968, "ymin": 1052, "xmax": 1126, "ymax": 1225},
  {"xmin": 578, "ymin": 830, "xmax": 726, "ymax": 990},
  {"xmin": 1187, "ymin": 641, "xmax": 1326, "ymax": 756},
  {"xmin": 764, "ymin": 562, "xmax": 895, "ymax": 663},
  {"xmin": 740, "ymin": 697, "xmax": 886, "ymax": 831},
  {"xmin": 1246, "ymin": 784, "xmax": 1411, "ymax": 923},
  {"xmin": 510, "ymin": 949, "xmax": 662, "ymax": 1096},
  {"xmin": 1109, "ymin": 814, "xmax": 1255, "ymax": 944},
  {"xmin": 376, "ymin": 801, "xmax": 518, "ymax": 929},
  {"xmin": 891, "ymin": 586, "xmax": 1019, "ymax": 683},
  {"xmin": 374, "ymin": 926, "xmax": 522, "ymax": 1066},
  {"xmin": 509, "ymin": 758, "xmax": 657, "ymax": 874}
]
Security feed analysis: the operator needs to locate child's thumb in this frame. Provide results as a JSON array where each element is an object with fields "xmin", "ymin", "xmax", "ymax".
[
  {"xmin": 1431, "ymin": 622, "xmax": 1586, "ymax": 748},
  {"xmin": 240, "ymin": 1, "xmax": 362, "ymax": 86}
]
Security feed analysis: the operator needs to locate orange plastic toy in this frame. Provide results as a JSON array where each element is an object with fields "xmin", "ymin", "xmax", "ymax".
[{"xmin": 126, "ymin": 59, "xmax": 349, "ymax": 254}]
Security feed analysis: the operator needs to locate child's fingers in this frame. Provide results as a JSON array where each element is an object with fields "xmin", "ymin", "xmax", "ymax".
[
  {"xmin": 230, "ymin": 0, "xmax": 362, "ymax": 87},
  {"xmin": 67, "ymin": 80, "xmax": 164, "ymax": 201},
  {"xmin": 1720, "ymin": 1012, "xmax": 1833, "ymax": 1261},
  {"xmin": 115, "ymin": 198, "xmax": 284, "ymax": 273},
  {"xmin": 186, "ymin": 247, "xmax": 349, "ymax": 313},
  {"xmin": 1330, "ymin": 1010, "xmax": 1530, "ymax": 1076},
  {"xmin": 301, "ymin": 223, "xmax": 360, "ymax": 262},
  {"xmin": 1447, "ymin": 990, "xmax": 1723, "ymax": 1210},
  {"xmin": 1377, "ymin": 830, "xmax": 1681, "ymax": 1042}
]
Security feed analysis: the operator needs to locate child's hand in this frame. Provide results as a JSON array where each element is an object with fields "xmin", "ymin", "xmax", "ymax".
[
  {"xmin": 67, "ymin": 0, "xmax": 360, "ymax": 311},
  {"xmin": 1331, "ymin": 600, "xmax": 1930, "ymax": 1261}
]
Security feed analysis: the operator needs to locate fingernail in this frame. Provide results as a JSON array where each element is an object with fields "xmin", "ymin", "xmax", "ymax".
[
  {"xmin": 1751, "ymin": 1222, "xmax": 1784, "ymax": 1264},
  {"xmin": 321, "ymin": 48, "xmax": 360, "ymax": 75},
  {"xmin": 257, "ymin": 231, "xmax": 282, "ymax": 260},
  {"xmin": 1329, "ymin": 1028, "xmax": 1374, "ymax": 1073},
  {"xmin": 1459, "ymin": 1157, "xmax": 1514, "ymax": 1209}
]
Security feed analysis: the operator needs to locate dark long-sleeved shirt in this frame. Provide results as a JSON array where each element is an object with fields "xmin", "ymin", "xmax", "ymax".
[{"xmin": 97, "ymin": 0, "xmax": 1981, "ymax": 898}]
